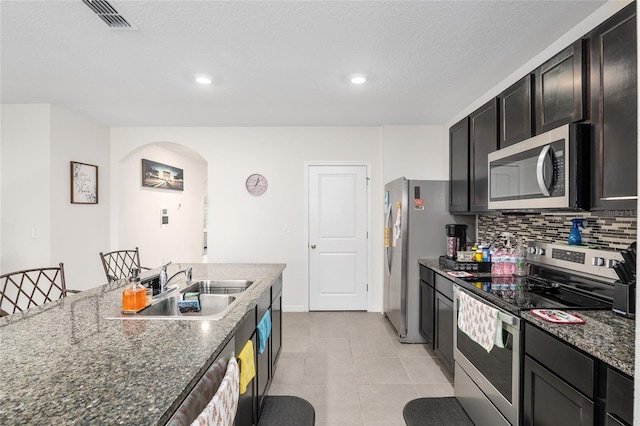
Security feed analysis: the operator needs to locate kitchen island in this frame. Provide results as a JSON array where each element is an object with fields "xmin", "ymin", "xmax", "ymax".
[{"xmin": 0, "ymin": 263, "xmax": 285, "ymax": 425}]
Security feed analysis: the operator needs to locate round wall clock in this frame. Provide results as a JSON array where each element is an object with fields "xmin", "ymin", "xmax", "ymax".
[{"xmin": 245, "ymin": 173, "xmax": 268, "ymax": 196}]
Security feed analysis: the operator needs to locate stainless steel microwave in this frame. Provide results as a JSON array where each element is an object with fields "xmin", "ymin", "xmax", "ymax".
[{"xmin": 488, "ymin": 123, "xmax": 589, "ymax": 211}]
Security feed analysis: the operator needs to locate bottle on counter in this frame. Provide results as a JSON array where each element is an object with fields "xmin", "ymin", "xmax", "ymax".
[
  {"xmin": 491, "ymin": 249, "xmax": 503, "ymax": 276},
  {"xmin": 122, "ymin": 268, "xmax": 146, "ymax": 313},
  {"xmin": 514, "ymin": 237, "xmax": 527, "ymax": 276},
  {"xmin": 482, "ymin": 246, "xmax": 491, "ymax": 262},
  {"xmin": 475, "ymin": 246, "xmax": 483, "ymax": 262}
]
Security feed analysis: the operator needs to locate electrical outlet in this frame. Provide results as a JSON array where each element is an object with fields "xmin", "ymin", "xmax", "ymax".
[
  {"xmin": 284, "ymin": 224, "xmax": 293, "ymax": 234},
  {"xmin": 31, "ymin": 227, "xmax": 39, "ymax": 239}
]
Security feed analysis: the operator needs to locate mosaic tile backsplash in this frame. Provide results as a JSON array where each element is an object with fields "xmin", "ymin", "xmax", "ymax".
[{"xmin": 478, "ymin": 212, "xmax": 637, "ymax": 251}]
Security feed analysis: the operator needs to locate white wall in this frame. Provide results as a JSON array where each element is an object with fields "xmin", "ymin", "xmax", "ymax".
[
  {"xmin": 1, "ymin": 105, "xmax": 51, "ymax": 271},
  {"xmin": 382, "ymin": 125, "xmax": 448, "ymax": 182},
  {"xmin": 111, "ymin": 127, "xmax": 384, "ymax": 312},
  {"xmin": 49, "ymin": 105, "xmax": 110, "ymax": 289},
  {"xmin": 0, "ymin": 104, "xmax": 110, "ymax": 290},
  {"xmin": 118, "ymin": 143, "xmax": 206, "ymax": 267}
]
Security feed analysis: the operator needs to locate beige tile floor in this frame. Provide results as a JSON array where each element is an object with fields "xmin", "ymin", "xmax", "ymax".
[{"xmin": 268, "ymin": 311, "xmax": 454, "ymax": 426}]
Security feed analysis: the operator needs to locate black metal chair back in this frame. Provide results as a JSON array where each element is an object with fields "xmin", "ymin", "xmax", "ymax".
[
  {"xmin": 0, "ymin": 263, "xmax": 68, "ymax": 317},
  {"xmin": 99, "ymin": 247, "xmax": 146, "ymax": 283}
]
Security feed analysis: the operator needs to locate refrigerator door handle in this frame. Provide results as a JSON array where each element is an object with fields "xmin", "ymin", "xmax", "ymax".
[{"xmin": 385, "ymin": 204, "xmax": 392, "ymax": 276}]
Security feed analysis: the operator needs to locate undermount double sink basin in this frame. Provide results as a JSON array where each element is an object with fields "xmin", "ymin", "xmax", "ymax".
[{"xmin": 109, "ymin": 279, "xmax": 254, "ymax": 321}]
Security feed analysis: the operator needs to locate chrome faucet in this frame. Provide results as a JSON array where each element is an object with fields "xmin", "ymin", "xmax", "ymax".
[
  {"xmin": 159, "ymin": 262, "xmax": 192, "ymax": 293},
  {"xmin": 159, "ymin": 261, "xmax": 171, "ymax": 293}
]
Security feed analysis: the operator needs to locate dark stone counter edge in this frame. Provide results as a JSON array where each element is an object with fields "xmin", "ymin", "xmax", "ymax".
[
  {"xmin": 157, "ymin": 266, "xmax": 284, "ymax": 424},
  {"xmin": 418, "ymin": 258, "xmax": 635, "ymax": 378},
  {"xmin": 159, "ymin": 331, "xmax": 237, "ymax": 424}
]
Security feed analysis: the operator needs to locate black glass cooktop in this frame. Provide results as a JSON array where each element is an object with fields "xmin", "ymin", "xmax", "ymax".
[{"xmin": 460, "ymin": 275, "xmax": 613, "ymax": 311}]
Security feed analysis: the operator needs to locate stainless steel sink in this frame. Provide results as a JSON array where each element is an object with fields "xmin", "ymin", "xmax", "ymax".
[
  {"xmin": 136, "ymin": 294, "xmax": 237, "ymax": 318},
  {"xmin": 106, "ymin": 279, "xmax": 253, "ymax": 321},
  {"xmin": 181, "ymin": 280, "xmax": 253, "ymax": 295}
]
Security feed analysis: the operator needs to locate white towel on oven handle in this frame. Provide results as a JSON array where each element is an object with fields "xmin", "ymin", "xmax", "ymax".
[{"xmin": 457, "ymin": 290, "xmax": 505, "ymax": 352}]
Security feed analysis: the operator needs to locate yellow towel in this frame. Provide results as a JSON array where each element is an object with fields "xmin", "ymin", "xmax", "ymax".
[{"xmin": 237, "ymin": 340, "xmax": 256, "ymax": 395}]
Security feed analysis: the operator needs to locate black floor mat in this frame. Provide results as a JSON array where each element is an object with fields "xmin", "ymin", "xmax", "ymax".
[
  {"xmin": 403, "ymin": 397, "xmax": 474, "ymax": 426},
  {"xmin": 258, "ymin": 395, "xmax": 315, "ymax": 426}
]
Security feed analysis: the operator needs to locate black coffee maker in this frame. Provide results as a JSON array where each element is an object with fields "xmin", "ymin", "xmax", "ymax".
[{"xmin": 445, "ymin": 224, "xmax": 468, "ymax": 259}]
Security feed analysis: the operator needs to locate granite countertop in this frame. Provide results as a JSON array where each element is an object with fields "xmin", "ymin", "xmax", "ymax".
[
  {"xmin": 419, "ymin": 258, "xmax": 635, "ymax": 377},
  {"xmin": 0, "ymin": 263, "xmax": 285, "ymax": 425},
  {"xmin": 522, "ymin": 310, "xmax": 635, "ymax": 377}
]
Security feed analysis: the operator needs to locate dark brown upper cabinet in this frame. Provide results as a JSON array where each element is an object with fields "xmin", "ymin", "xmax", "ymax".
[
  {"xmin": 449, "ymin": 117, "xmax": 470, "ymax": 213},
  {"xmin": 469, "ymin": 98, "xmax": 499, "ymax": 212},
  {"xmin": 589, "ymin": 3, "xmax": 637, "ymax": 212},
  {"xmin": 499, "ymin": 75, "xmax": 534, "ymax": 148},
  {"xmin": 535, "ymin": 39, "xmax": 586, "ymax": 134}
]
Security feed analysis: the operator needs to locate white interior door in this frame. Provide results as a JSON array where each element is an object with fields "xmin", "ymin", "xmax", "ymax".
[{"xmin": 308, "ymin": 165, "xmax": 368, "ymax": 311}]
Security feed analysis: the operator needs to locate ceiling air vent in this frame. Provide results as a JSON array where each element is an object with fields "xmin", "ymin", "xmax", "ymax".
[{"xmin": 82, "ymin": 0, "xmax": 137, "ymax": 30}]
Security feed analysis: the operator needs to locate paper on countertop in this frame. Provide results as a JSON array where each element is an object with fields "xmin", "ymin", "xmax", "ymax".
[
  {"xmin": 447, "ymin": 271, "xmax": 473, "ymax": 278},
  {"xmin": 530, "ymin": 309, "xmax": 585, "ymax": 324}
]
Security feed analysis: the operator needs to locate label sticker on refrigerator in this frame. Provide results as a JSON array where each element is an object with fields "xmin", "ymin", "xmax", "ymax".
[
  {"xmin": 384, "ymin": 227, "xmax": 390, "ymax": 247},
  {"xmin": 413, "ymin": 199, "xmax": 424, "ymax": 210}
]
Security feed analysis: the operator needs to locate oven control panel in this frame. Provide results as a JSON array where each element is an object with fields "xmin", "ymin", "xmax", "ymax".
[
  {"xmin": 551, "ymin": 248, "xmax": 585, "ymax": 264},
  {"xmin": 528, "ymin": 241, "xmax": 623, "ymax": 281}
]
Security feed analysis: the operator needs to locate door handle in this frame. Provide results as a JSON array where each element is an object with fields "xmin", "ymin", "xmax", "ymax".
[
  {"xmin": 536, "ymin": 144, "xmax": 553, "ymax": 196},
  {"xmin": 310, "ymin": 245, "xmax": 316, "ymax": 249}
]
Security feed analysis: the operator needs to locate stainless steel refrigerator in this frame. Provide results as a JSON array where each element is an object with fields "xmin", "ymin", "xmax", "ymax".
[{"xmin": 383, "ymin": 177, "xmax": 474, "ymax": 343}]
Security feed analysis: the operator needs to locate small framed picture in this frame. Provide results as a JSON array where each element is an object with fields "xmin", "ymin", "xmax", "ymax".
[{"xmin": 70, "ymin": 161, "xmax": 98, "ymax": 204}]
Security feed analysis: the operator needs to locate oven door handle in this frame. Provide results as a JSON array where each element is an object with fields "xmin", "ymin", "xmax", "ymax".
[
  {"xmin": 453, "ymin": 285, "xmax": 518, "ymax": 327},
  {"xmin": 498, "ymin": 311, "xmax": 517, "ymax": 326}
]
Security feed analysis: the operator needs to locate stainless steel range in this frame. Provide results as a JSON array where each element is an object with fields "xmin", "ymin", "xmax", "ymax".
[{"xmin": 453, "ymin": 241, "xmax": 624, "ymax": 426}]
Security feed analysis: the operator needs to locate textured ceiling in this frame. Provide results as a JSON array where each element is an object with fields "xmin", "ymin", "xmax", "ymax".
[{"xmin": 1, "ymin": 0, "xmax": 606, "ymax": 127}]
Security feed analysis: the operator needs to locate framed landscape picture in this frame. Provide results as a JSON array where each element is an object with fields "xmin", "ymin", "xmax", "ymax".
[
  {"xmin": 142, "ymin": 159, "xmax": 184, "ymax": 191},
  {"xmin": 70, "ymin": 161, "xmax": 98, "ymax": 204}
]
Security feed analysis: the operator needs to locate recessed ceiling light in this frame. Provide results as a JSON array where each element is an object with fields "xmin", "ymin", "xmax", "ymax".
[
  {"xmin": 194, "ymin": 75, "xmax": 212, "ymax": 85},
  {"xmin": 350, "ymin": 74, "xmax": 368, "ymax": 85}
]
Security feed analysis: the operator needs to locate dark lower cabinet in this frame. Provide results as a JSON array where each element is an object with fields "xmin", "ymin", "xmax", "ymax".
[
  {"xmin": 499, "ymin": 74, "xmax": 534, "ymax": 148},
  {"xmin": 524, "ymin": 322, "xmax": 634, "ymax": 426},
  {"xmin": 589, "ymin": 2, "xmax": 637, "ymax": 212},
  {"xmin": 419, "ymin": 278, "xmax": 435, "ymax": 346},
  {"xmin": 535, "ymin": 39, "xmax": 586, "ymax": 134},
  {"xmin": 605, "ymin": 368, "xmax": 634, "ymax": 426},
  {"xmin": 256, "ymin": 292, "xmax": 271, "ymax": 417},
  {"xmin": 235, "ymin": 310, "xmax": 258, "ymax": 426},
  {"xmin": 233, "ymin": 277, "xmax": 283, "ymax": 426},
  {"xmin": 271, "ymin": 286, "xmax": 282, "ymax": 373},
  {"xmin": 524, "ymin": 323, "xmax": 595, "ymax": 425},
  {"xmin": 523, "ymin": 355, "xmax": 595, "ymax": 426},
  {"xmin": 419, "ymin": 265, "xmax": 435, "ymax": 346},
  {"xmin": 449, "ymin": 117, "xmax": 470, "ymax": 213},
  {"xmin": 434, "ymin": 289, "xmax": 454, "ymax": 373},
  {"xmin": 469, "ymin": 98, "xmax": 499, "ymax": 212},
  {"xmin": 419, "ymin": 265, "xmax": 454, "ymax": 373}
]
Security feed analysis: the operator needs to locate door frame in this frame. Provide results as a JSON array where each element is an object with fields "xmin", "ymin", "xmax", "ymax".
[{"xmin": 304, "ymin": 161, "xmax": 372, "ymax": 312}]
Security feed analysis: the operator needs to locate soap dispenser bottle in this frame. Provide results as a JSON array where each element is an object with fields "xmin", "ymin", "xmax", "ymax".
[
  {"xmin": 568, "ymin": 219, "xmax": 585, "ymax": 246},
  {"xmin": 122, "ymin": 267, "xmax": 145, "ymax": 313}
]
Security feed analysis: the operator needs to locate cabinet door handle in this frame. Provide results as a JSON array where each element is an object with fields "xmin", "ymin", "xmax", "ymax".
[{"xmin": 310, "ymin": 244, "xmax": 316, "ymax": 249}]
